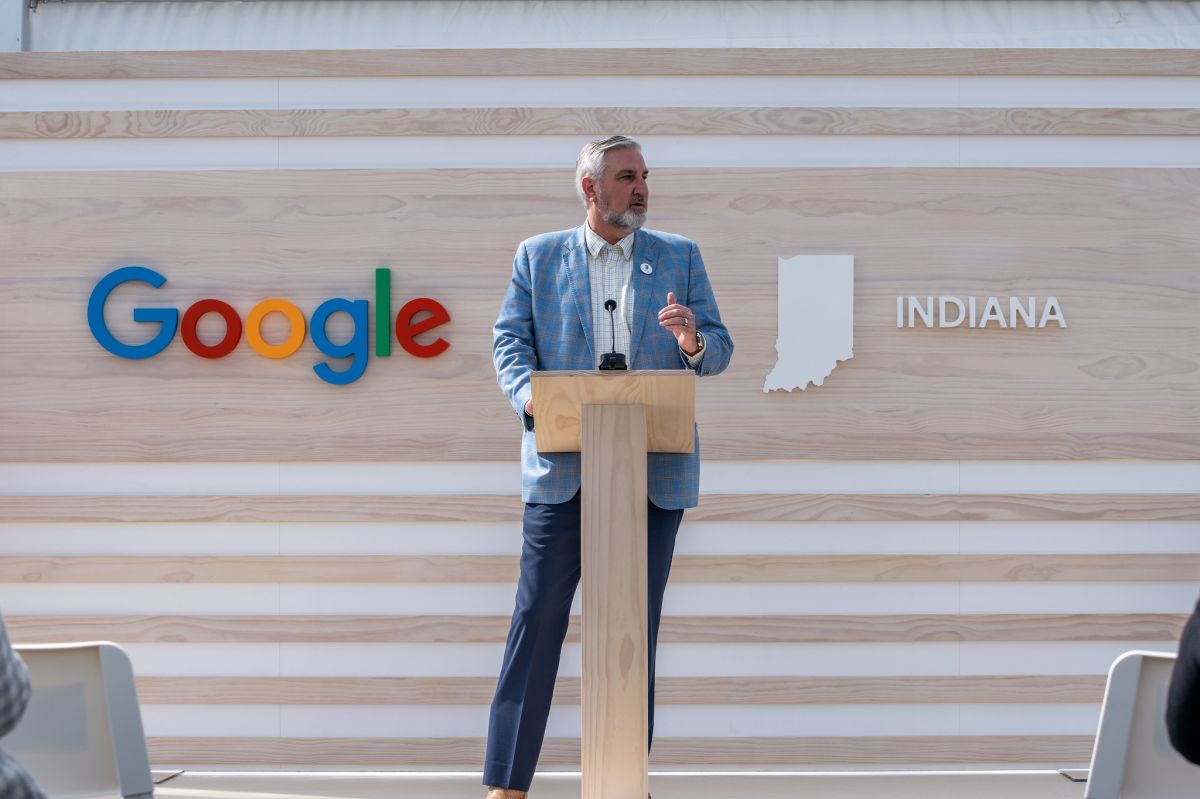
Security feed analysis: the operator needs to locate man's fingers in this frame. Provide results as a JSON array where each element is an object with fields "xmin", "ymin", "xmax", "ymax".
[{"xmin": 659, "ymin": 292, "xmax": 693, "ymax": 334}]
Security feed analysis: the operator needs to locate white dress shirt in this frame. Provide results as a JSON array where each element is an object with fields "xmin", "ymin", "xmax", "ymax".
[{"xmin": 584, "ymin": 222, "xmax": 704, "ymax": 367}]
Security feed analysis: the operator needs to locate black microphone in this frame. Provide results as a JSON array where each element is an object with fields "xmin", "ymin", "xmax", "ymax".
[{"xmin": 598, "ymin": 298, "xmax": 627, "ymax": 371}]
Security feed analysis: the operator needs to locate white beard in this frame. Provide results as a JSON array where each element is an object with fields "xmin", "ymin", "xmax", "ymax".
[{"xmin": 596, "ymin": 190, "xmax": 647, "ymax": 231}]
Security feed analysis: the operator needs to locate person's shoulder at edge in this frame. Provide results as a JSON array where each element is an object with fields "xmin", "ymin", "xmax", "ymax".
[
  {"xmin": 515, "ymin": 227, "xmax": 700, "ymax": 263},
  {"xmin": 638, "ymin": 227, "xmax": 698, "ymax": 254},
  {"xmin": 518, "ymin": 227, "xmax": 581, "ymax": 254}
]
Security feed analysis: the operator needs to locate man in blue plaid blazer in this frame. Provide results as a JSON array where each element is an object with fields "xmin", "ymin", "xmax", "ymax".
[{"xmin": 485, "ymin": 136, "xmax": 732, "ymax": 798}]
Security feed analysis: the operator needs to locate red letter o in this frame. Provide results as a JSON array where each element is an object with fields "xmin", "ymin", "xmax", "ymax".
[{"xmin": 181, "ymin": 299, "xmax": 242, "ymax": 359}]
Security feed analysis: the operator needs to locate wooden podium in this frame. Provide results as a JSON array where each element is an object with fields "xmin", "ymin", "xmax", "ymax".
[{"xmin": 530, "ymin": 369, "xmax": 696, "ymax": 799}]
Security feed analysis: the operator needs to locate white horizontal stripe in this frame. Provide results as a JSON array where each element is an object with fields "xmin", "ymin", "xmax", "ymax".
[
  {"xmin": 683, "ymin": 521, "xmax": 1200, "ymax": 556},
  {"xmin": 28, "ymin": 0, "xmax": 1200, "ymax": 52},
  {"xmin": 274, "ymin": 135, "xmax": 959, "ymax": 170},
  {"xmin": 5, "ymin": 134, "xmax": 1200, "ymax": 172},
  {"xmin": 1, "ymin": 460, "xmax": 1195, "ymax": 496},
  {"xmin": 280, "ymin": 643, "xmax": 508, "ymax": 678},
  {"xmin": 9, "ymin": 75, "xmax": 1200, "ymax": 113},
  {"xmin": 0, "ymin": 523, "xmax": 282, "ymax": 555},
  {"xmin": 286, "ymin": 704, "xmax": 968, "ymax": 738},
  {"xmin": 124, "ymin": 643, "xmax": 282, "ymax": 677},
  {"xmin": 0, "ymin": 584, "xmax": 279, "ymax": 615},
  {"xmin": 139, "ymin": 702, "xmax": 1104, "ymax": 739},
  {"xmin": 663, "ymin": 584, "xmax": 960, "ymax": 617},
  {"xmin": 0, "ymin": 78, "xmax": 283, "ymax": 112},
  {"xmin": 0, "ymin": 76, "xmax": 963, "ymax": 112},
  {"xmin": 275, "ymin": 583, "xmax": 516, "ymax": 615},
  {"xmin": 0, "ymin": 138, "xmax": 279, "ymax": 172},
  {"xmin": 958, "ymin": 582, "xmax": 1200, "ymax": 615},
  {"xmin": 277, "ymin": 642, "xmax": 968, "ymax": 679},
  {"xmin": 2, "ymin": 520, "xmax": 1196, "ymax": 557},
  {"xmin": 959, "ymin": 76, "xmax": 1200, "ymax": 109},
  {"xmin": 957, "ymin": 522, "xmax": 1200, "ymax": 555},
  {"xmin": 281, "ymin": 579, "xmax": 1200, "ymax": 616},
  {"xmin": 285, "ymin": 642, "xmax": 964, "ymax": 679},
  {"xmin": 141, "ymin": 704, "xmax": 280, "ymax": 737},
  {"xmin": 0, "ymin": 463, "xmax": 281, "ymax": 495},
  {"xmin": 273, "ymin": 583, "xmax": 962, "ymax": 617},
  {"xmin": 280, "ymin": 523, "xmax": 524, "ymax": 555},
  {"xmin": 0, "ymin": 135, "xmax": 954, "ymax": 172},
  {"xmin": 699, "ymin": 462, "xmax": 960, "ymax": 494},
  {"xmin": 958, "ymin": 641, "xmax": 1180, "ymax": 676},
  {"xmin": 0, "ymin": 462, "xmax": 520, "ymax": 495},
  {"xmin": 957, "ymin": 461, "xmax": 1200, "ymax": 494},
  {"xmin": 661, "ymin": 705, "xmax": 1102, "ymax": 738},
  {"xmin": 193, "ymin": 74, "xmax": 1200, "ymax": 113},
  {"xmin": 201, "ymin": 132, "xmax": 1200, "ymax": 170},
  {"xmin": 0, "ymin": 78, "xmax": 280, "ymax": 112},
  {"xmin": 656, "ymin": 643, "xmax": 969, "ymax": 678},
  {"xmin": 277, "ymin": 463, "xmax": 521, "ymax": 495},
  {"xmin": 119, "ymin": 640, "xmax": 1181, "ymax": 679},
  {"xmin": 960, "ymin": 135, "xmax": 1200, "ymax": 167},
  {"xmin": 282, "ymin": 76, "xmax": 957, "ymax": 110},
  {"xmin": 6, "ymin": 581, "xmax": 1191, "ymax": 617},
  {"xmin": 958, "ymin": 704, "xmax": 1101, "ymax": 736},
  {"xmin": 677, "ymin": 522, "xmax": 961, "ymax": 556},
  {"xmin": 126, "ymin": 771, "xmax": 1130, "ymax": 783},
  {"xmin": 278, "ymin": 704, "xmax": 523, "ymax": 739}
]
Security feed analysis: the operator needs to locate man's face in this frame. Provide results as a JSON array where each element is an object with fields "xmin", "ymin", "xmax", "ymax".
[{"xmin": 590, "ymin": 148, "xmax": 649, "ymax": 231}]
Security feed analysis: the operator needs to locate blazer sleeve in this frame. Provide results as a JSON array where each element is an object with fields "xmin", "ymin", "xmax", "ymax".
[
  {"xmin": 493, "ymin": 241, "xmax": 538, "ymax": 429},
  {"xmin": 684, "ymin": 240, "xmax": 733, "ymax": 377}
]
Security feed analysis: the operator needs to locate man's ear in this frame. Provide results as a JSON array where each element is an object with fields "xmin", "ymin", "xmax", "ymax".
[{"xmin": 581, "ymin": 176, "xmax": 596, "ymax": 203}]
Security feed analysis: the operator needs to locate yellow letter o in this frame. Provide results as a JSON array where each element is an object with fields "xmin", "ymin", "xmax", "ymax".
[{"xmin": 246, "ymin": 298, "xmax": 306, "ymax": 359}]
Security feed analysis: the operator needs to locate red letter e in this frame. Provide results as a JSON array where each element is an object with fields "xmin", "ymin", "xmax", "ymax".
[{"xmin": 395, "ymin": 298, "xmax": 450, "ymax": 357}]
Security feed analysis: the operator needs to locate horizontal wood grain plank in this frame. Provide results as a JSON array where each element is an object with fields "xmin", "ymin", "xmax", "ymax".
[
  {"xmin": 134, "ymin": 674, "xmax": 1107, "ymax": 705},
  {"xmin": 3, "ymin": 553, "xmax": 1196, "ymax": 583},
  {"xmin": 146, "ymin": 734, "xmax": 1096, "ymax": 766},
  {"xmin": 6, "ymin": 613, "xmax": 1185, "ymax": 644},
  {"xmin": 0, "ymin": 495, "xmax": 524, "ymax": 523},
  {"xmin": 0, "ymin": 494, "xmax": 1194, "ymax": 523},
  {"xmin": 3, "ymin": 167, "xmax": 1198, "ymax": 462},
  {"xmin": 689, "ymin": 494, "xmax": 1200, "ymax": 523},
  {"xmin": 673, "ymin": 554, "xmax": 1200, "ymax": 582},
  {"xmin": 5, "ymin": 107, "xmax": 1200, "ymax": 139},
  {"xmin": 2, "ymin": 49, "xmax": 1198, "ymax": 79}
]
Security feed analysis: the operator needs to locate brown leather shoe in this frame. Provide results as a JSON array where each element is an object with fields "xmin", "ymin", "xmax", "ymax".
[{"xmin": 485, "ymin": 789, "xmax": 527, "ymax": 799}]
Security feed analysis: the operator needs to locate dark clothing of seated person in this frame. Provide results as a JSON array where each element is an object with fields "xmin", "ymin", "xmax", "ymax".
[{"xmin": 1167, "ymin": 594, "xmax": 1200, "ymax": 765}]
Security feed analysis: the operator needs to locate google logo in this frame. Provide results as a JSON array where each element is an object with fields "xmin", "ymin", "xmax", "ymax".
[{"xmin": 88, "ymin": 266, "xmax": 450, "ymax": 385}]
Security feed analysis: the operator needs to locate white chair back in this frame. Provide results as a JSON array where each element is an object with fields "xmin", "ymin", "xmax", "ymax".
[
  {"xmin": 1086, "ymin": 649, "xmax": 1200, "ymax": 799},
  {"xmin": 1, "ymin": 642, "xmax": 153, "ymax": 799}
]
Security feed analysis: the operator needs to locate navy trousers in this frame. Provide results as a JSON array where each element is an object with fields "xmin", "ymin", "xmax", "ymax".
[{"xmin": 483, "ymin": 490, "xmax": 683, "ymax": 791}]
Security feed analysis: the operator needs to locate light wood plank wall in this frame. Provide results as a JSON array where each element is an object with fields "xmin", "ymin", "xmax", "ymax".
[
  {"xmin": 3, "ymin": 167, "xmax": 1198, "ymax": 460},
  {"xmin": 0, "ymin": 48, "xmax": 1197, "ymax": 770},
  {"xmin": 6, "ymin": 107, "xmax": 1200, "ymax": 138}
]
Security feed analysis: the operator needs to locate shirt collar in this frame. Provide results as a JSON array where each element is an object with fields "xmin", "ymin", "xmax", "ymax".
[{"xmin": 585, "ymin": 222, "xmax": 635, "ymax": 259}]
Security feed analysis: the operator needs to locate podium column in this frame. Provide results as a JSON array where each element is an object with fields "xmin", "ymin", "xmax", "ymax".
[{"xmin": 581, "ymin": 403, "xmax": 649, "ymax": 799}]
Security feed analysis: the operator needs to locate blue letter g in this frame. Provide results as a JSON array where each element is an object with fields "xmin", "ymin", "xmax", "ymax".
[{"xmin": 87, "ymin": 266, "xmax": 178, "ymax": 359}]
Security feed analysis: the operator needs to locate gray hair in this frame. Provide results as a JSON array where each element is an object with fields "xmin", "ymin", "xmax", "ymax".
[{"xmin": 575, "ymin": 135, "xmax": 642, "ymax": 208}]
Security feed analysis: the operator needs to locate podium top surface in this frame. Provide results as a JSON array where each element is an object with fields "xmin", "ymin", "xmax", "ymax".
[{"xmin": 530, "ymin": 370, "xmax": 696, "ymax": 454}]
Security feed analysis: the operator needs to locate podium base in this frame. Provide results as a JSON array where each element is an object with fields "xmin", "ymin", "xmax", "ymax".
[{"xmin": 581, "ymin": 403, "xmax": 649, "ymax": 799}]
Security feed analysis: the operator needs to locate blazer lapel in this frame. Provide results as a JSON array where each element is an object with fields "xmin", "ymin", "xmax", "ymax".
[
  {"xmin": 562, "ymin": 225, "xmax": 595, "ymax": 364},
  {"xmin": 628, "ymin": 229, "xmax": 662, "ymax": 366}
]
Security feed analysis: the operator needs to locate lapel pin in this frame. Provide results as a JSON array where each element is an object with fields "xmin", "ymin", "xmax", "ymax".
[{"xmin": 640, "ymin": 262, "xmax": 653, "ymax": 275}]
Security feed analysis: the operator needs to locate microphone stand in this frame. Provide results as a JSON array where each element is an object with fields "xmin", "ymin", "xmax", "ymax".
[{"xmin": 598, "ymin": 298, "xmax": 627, "ymax": 371}]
